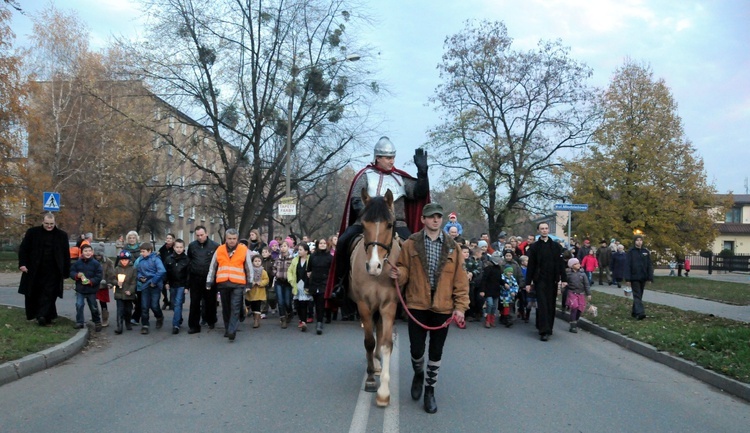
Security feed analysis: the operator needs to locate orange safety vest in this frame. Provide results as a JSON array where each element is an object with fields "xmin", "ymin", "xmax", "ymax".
[{"xmin": 215, "ymin": 244, "xmax": 249, "ymax": 285}]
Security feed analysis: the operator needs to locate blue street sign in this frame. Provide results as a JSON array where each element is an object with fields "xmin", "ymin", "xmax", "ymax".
[
  {"xmin": 43, "ymin": 192, "xmax": 61, "ymax": 212},
  {"xmin": 554, "ymin": 203, "xmax": 588, "ymax": 212}
]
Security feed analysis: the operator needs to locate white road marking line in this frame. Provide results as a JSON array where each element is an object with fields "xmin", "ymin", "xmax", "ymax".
[
  {"xmin": 383, "ymin": 332, "xmax": 399, "ymax": 433},
  {"xmin": 349, "ymin": 371, "xmax": 373, "ymax": 433}
]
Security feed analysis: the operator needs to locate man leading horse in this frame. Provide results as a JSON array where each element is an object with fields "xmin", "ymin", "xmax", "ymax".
[{"xmin": 326, "ymin": 136, "xmax": 430, "ymax": 302}]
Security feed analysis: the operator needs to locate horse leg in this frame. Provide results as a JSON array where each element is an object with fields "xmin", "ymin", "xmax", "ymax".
[
  {"xmin": 376, "ymin": 301, "xmax": 397, "ymax": 407},
  {"xmin": 359, "ymin": 303, "xmax": 378, "ymax": 393},
  {"xmin": 373, "ymin": 310, "xmax": 382, "ymax": 375}
]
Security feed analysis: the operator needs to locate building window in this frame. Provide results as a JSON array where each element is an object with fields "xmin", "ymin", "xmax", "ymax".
[
  {"xmin": 154, "ymin": 107, "xmax": 161, "ymax": 120},
  {"xmin": 20, "ymin": 214, "xmax": 25, "ymax": 224},
  {"xmin": 166, "ymin": 203, "xmax": 172, "ymax": 215},
  {"xmin": 201, "ymin": 214, "xmax": 206, "ymax": 222},
  {"xmin": 169, "ymin": 117, "xmax": 175, "ymax": 130},
  {"xmin": 179, "ymin": 203, "xmax": 185, "ymax": 218},
  {"xmin": 150, "ymin": 202, "xmax": 158, "ymax": 212},
  {"xmin": 166, "ymin": 173, "xmax": 172, "ymax": 185},
  {"xmin": 167, "ymin": 146, "xmax": 173, "ymax": 156},
  {"xmin": 723, "ymin": 240, "xmax": 735, "ymax": 252},
  {"xmin": 180, "ymin": 123, "xmax": 187, "ymax": 135},
  {"xmin": 190, "ymin": 206, "xmax": 195, "ymax": 220},
  {"xmin": 21, "ymin": 198, "xmax": 26, "ymax": 207},
  {"xmin": 726, "ymin": 207, "xmax": 742, "ymax": 223}
]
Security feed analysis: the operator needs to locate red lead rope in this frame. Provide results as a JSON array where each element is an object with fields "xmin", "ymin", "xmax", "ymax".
[{"xmin": 392, "ymin": 275, "xmax": 455, "ymax": 331}]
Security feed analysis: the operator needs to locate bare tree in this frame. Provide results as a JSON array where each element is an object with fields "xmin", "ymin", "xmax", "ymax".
[
  {"xmin": 426, "ymin": 20, "xmax": 598, "ymax": 240},
  {"xmin": 119, "ymin": 0, "xmax": 378, "ymax": 236}
]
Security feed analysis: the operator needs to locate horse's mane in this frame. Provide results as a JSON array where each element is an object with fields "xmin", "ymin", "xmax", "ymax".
[{"xmin": 360, "ymin": 196, "xmax": 394, "ymax": 223}]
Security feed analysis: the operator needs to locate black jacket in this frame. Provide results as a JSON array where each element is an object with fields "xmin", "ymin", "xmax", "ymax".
[
  {"xmin": 480, "ymin": 263, "xmax": 504, "ymax": 298},
  {"xmin": 18, "ymin": 225, "xmax": 70, "ymax": 299},
  {"xmin": 165, "ymin": 252, "xmax": 190, "ymax": 287},
  {"xmin": 526, "ymin": 237, "xmax": 567, "ymax": 286},
  {"xmin": 308, "ymin": 250, "xmax": 333, "ymax": 294},
  {"xmin": 624, "ymin": 247, "xmax": 654, "ymax": 282},
  {"xmin": 187, "ymin": 239, "xmax": 219, "ymax": 276}
]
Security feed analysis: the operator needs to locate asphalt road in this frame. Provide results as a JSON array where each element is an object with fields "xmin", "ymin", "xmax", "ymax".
[{"xmin": 1, "ymin": 286, "xmax": 749, "ymax": 432}]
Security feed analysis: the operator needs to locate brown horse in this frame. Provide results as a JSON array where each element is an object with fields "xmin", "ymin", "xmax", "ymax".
[{"xmin": 349, "ymin": 188, "xmax": 400, "ymax": 407}]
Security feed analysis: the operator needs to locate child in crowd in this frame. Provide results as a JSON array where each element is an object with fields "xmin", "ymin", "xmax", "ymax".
[
  {"xmin": 246, "ymin": 255, "xmax": 269, "ymax": 328},
  {"xmin": 457, "ymin": 245, "xmax": 471, "ymax": 329},
  {"xmin": 580, "ymin": 248, "xmax": 598, "ymax": 286},
  {"xmin": 499, "ymin": 266, "xmax": 519, "ymax": 327},
  {"xmin": 466, "ymin": 247, "xmax": 485, "ymax": 322},
  {"xmin": 443, "ymin": 212, "xmax": 463, "ymax": 236},
  {"xmin": 136, "ymin": 242, "xmax": 166, "ymax": 335},
  {"xmin": 480, "ymin": 251, "xmax": 504, "ymax": 328},
  {"xmin": 164, "ymin": 239, "xmax": 189, "ymax": 334},
  {"xmin": 565, "ymin": 258, "xmax": 591, "ymax": 333},
  {"xmin": 668, "ymin": 260, "xmax": 677, "ymax": 276},
  {"xmin": 501, "ymin": 249, "xmax": 524, "ymax": 320},
  {"xmin": 113, "ymin": 250, "xmax": 137, "ymax": 334},
  {"xmin": 684, "ymin": 258, "xmax": 691, "ymax": 277},
  {"xmin": 260, "ymin": 246, "xmax": 277, "ymax": 317},
  {"xmin": 94, "ymin": 243, "xmax": 115, "ymax": 327},
  {"xmin": 519, "ymin": 255, "xmax": 533, "ymax": 323},
  {"xmin": 70, "ymin": 244, "xmax": 103, "ymax": 331}
]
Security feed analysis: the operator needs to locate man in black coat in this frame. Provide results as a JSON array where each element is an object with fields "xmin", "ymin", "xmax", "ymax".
[
  {"xmin": 623, "ymin": 234, "xmax": 654, "ymax": 320},
  {"xmin": 525, "ymin": 222, "xmax": 567, "ymax": 341},
  {"xmin": 186, "ymin": 225, "xmax": 219, "ymax": 334},
  {"xmin": 18, "ymin": 213, "xmax": 71, "ymax": 326}
]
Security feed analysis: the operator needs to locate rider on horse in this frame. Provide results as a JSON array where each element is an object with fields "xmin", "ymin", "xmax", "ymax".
[{"xmin": 326, "ymin": 137, "xmax": 430, "ymax": 302}]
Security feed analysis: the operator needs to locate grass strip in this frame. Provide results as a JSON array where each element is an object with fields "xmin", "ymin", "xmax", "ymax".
[
  {"xmin": 648, "ymin": 276, "xmax": 750, "ymax": 305},
  {"xmin": 0, "ymin": 306, "xmax": 78, "ymax": 363},
  {"xmin": 589, "ymin": 291, "xmax": 750, "ymax": 384}
]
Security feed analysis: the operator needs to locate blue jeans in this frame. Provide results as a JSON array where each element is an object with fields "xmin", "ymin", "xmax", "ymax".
[
  {"xmin": 484, "ymin": 296, "xmax": 499, "ymax": 316},
  {"xmin": 275, "ymin": 282, "xmax": 293, "ymax": 317},
  {"xmin": 140, "ymin": 285, "xmax": 164, "ymax": 327},
  {"xmin": 76, "ymin": 292, "xmax": 101, "ymax": 325},
  {"xmin": 171, "ymin": 287, "xmax": 186, "ymax": 328}
]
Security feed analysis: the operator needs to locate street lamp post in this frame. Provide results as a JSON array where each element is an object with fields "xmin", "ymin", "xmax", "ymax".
[{"xmin": 284, "ymin": 54, "xmax": 360, "ymax": 199}]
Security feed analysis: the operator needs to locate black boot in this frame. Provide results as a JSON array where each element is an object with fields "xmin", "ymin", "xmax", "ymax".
[
  {"xmin": 411, "ymin": 371, "xmax": 424, "ymax": 400},
  {"xmin": 331, "ymin": 277, "xmax": 347, "ymax": 301},
  {"xmin": 411, "ymin": 356, "xmax": 425, "ymax": 400},
  {"xmin": 423, "ymin": 385, "xmax": 437, "ymax": 413}
]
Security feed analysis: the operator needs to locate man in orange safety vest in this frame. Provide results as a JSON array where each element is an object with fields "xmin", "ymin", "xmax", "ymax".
[{"xmin": 206, "ymin": 228, "xmax": 258, "ymax": 341}]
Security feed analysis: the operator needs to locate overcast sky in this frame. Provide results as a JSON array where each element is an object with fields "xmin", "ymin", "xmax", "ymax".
[{"xmin": 10, "ymin": 0, "xmax": 750, "ymax": 194}]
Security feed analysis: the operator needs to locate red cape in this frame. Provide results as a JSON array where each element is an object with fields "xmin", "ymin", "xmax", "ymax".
[{"xmin": 324, "ymin": 164, "xmax": 430, "ymax": 301}]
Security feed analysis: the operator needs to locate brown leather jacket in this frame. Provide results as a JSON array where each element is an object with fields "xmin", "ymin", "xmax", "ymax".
[{"xmin": 395, "ymin": 230, "xmax": 470, "ymax": 314}]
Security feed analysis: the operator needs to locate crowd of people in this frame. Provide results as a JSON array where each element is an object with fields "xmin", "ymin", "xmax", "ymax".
[{"xmin": 18, "ymin": 211, "xmax": 656, "ymax": 341}]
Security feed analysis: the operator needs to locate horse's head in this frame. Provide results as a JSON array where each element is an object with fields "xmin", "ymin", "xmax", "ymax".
[{"xmin": 360, "ymin": 188, "xmax": 395, "ymax": 276}]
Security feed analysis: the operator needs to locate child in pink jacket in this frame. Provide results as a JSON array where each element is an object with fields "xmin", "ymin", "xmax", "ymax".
[{"xmin": 580, "ymin": 248, "xmax": 599, "ymax": 286}]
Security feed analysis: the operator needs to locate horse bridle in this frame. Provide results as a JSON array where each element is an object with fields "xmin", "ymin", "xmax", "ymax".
[{"xmin": 363, "ymin": 219, "xmax": 396, "ymax": 263}]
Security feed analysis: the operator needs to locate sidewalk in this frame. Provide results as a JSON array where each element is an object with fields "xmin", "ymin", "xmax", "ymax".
[{"xmin": 592, "ymin": 282, "xmax": 750, "ymax": 323}]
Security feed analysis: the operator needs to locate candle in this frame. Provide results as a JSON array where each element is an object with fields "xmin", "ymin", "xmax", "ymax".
[{"xmin": 117, "ymin": 274, "xmax": 126, "ymax": 287}]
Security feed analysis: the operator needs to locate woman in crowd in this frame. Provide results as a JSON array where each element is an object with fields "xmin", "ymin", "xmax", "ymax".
[
  {"xmin": 288, "ymin": 243, "xmax": 311, "ymax": 332},
  {"xmin": 122, "ymin": 231, "xmax": 142, "ymax": 325},
  {"xmin": 308, "ymin": 238, "xmax": 333, "ymax": 334},
  {"xmin": 273, "ymin": 241, "xmax": 294, "ymax": 328}
]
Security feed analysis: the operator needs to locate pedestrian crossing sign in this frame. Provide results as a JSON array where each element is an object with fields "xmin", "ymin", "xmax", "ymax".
[{"xmin": 43, "ymin": 192, "xmax": 61, "ymax": 212}]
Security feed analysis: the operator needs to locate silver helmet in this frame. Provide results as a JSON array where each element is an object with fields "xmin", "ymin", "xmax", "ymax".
[{"xmin": 373, "ymin": 136, "xmax": 396, "ymax": 158}]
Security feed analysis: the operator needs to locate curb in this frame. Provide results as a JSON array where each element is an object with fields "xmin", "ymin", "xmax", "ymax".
[
  {"xmin": 0, "ymin": 325, "xmax": 89, "ymax": 387},
  {"xmin": 556, "ymin": 310, "xmax": 750, "ymax": 403}
]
